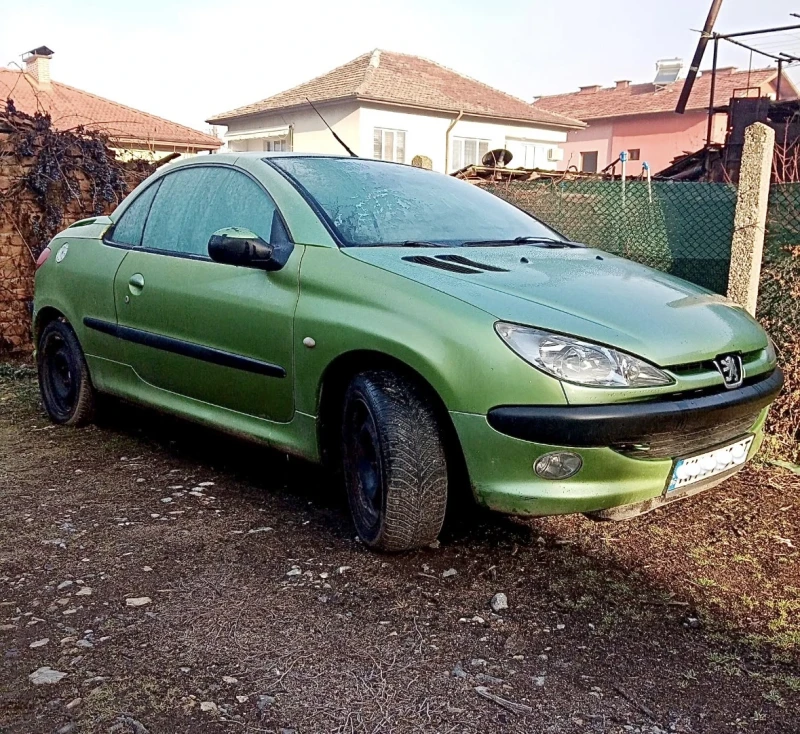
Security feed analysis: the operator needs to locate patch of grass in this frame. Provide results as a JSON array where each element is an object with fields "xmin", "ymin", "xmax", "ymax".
[
  {"xmin": 781, "ymin": 676, "xmax": 800, "ymax": 692},
  {"xmin": 707, "ymin": 651, "xmax": 743, "ymax": 677},
  {"xmin": 762, "ymin": 689, "xmax": 785, "ymax": 707},
  {"xmin": 693, "ymin": 576, "xmax": 720, "ymax": 589},
  {"xmin": 688, "ymin": 545, "xmax": 713, "ymax": 566},
  {"xmin": 0, "ymin": 361, "xmax": 35, "ymax": 380}
]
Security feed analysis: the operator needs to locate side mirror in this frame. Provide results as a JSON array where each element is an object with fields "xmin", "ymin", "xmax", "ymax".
[{"xmin": 208, "ymin": 227, "xmax": 279, "ymax": 271}]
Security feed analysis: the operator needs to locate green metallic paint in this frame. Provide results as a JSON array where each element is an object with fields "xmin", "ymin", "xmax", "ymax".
[
  {"xmin": 452, "ymin": 405, "xmax": 769, "ymax": 516},
  {"xmin": 343, "ymin": 247, "xmax": 768, "ymax": 367},
  {"xmin": 112, "ymin": 246, "xmax": 302, "ymax": 421},
  {"xmin": 33, "ymin": 154, "xmax": 780, "ymax": 521},
  {"xmin": 292, "ymin": 244, "xmax": 568, "ymax": 418},
  {"xmin": 83, "ymin": 355, "xmax": 320, "ymax": 461}
]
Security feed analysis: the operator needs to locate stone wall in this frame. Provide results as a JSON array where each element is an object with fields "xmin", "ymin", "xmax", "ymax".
[{"xmin": 0, "ymin": 107, "xmax": 152, "ymax": 353}]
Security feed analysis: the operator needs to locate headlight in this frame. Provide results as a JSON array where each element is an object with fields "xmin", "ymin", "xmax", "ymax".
[{"xmin": 495, "ymin": 322, "xmax": 673, "ymax": 388}]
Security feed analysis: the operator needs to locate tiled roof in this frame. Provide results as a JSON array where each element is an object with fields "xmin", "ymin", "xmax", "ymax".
[
  {"xmin": 533, "ymin": 67, "xmax": 796, "ymax": 121},
  {"xmin": 0, "ymin": 69, "xmax": 221, "ymax": 150},
  {"xmin": 208, "ymin": 50, "xmax": 584, "ymax": 128}
]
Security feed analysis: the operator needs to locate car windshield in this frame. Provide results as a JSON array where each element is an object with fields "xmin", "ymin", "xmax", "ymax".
[{"xmin": 268, "ymin": 157, "xmax": 563, "ymax": 247}]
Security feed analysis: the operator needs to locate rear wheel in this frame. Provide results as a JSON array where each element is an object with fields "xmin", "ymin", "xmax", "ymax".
[
  {"xmin": 341, "ymin": 370, "xmax": 448, "ymax": 551},
  {"xmin": 37, "ymin": 319, "xmax": 96, "ymax": 426}
]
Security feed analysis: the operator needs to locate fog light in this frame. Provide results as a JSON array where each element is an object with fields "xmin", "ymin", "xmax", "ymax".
[{"xmin": 534, "ymin": 452, "xmax": 583, "ymax": 480}]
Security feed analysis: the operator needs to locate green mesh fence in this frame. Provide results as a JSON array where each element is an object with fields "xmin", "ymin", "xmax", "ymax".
[
  {"xmin": 760, "ymin": 183, "xmax": 800, "ymax": 460},
  {"xmin": 483, "ymin": 178, "xmax": 737, "ymax": 294}
]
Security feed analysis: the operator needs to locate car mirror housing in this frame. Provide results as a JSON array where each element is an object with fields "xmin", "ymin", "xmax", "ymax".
[{"xmin": 208, "ymin": 227, "xmax": 284, "ymax": 271}]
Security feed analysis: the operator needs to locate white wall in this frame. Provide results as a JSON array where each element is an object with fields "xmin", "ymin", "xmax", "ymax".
[
  {"xmin": 359, "ymin": 103, "xmax": 569, "ymax": 172},
  {"xmin": 223, "ymin": 102, "xmax": 361, "ymax": 156},
  {"xmin": 220, "ymin": 100, "xmax": 570, "ymax": 173}
]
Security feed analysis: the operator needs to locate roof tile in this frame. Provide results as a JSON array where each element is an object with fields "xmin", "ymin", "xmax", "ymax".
[
  {"xmin": 208, "ymin": 50, "xmax": 584, "ymax": 128},
  {"xmin": 0, "ymin": 69, "xmax": 221, "ymax": 150},
  {"xmin": 533, "ymin": 68, "xmax": 795, "ymax": 120}
]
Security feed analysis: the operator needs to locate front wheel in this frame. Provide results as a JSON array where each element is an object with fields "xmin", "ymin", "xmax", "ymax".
[
  {"xmin": 37, "ymin": 319, "xmax": 96, "ymax": 426},
  {"xmin": 341, "ymin": 370, "xmax": 448, "ymax": 552}
]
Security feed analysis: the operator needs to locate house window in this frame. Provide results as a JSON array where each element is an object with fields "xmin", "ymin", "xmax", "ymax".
[
  {"xmin": 373, "ymin": 128, "xmax": 406, "ymax": 163},
  {"xmin": 229, "ymin": 137, "xmax": 289, "ymax": 153},
  {"xmin": 580, "ymin": 151, "xmax": 598, "ymax": 173},
  {"xmin": 264, "ymin": 138, "xmax": 288, "ymax": 152},
  {"xmin": 627, "ymin": 148, "xmax": 640, "ymax": 161},
  {"xmin": 452, "ymin": 137, "xmax": 490, "ymax": 171}
]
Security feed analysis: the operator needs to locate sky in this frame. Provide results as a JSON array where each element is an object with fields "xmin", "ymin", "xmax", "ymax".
[{"xmin": 2, "ymin": 0, "xmax": 800, "ymax": 134}]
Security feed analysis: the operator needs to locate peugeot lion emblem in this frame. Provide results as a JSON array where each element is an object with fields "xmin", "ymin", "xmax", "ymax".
[{"xmin": 714, "ymin": 353, "xmax": 744, "ymax": 389}]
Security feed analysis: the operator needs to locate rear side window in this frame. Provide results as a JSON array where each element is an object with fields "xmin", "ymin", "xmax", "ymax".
[
  {"xmin": 111, "ymin": 179, "xmax": 161, "ymax": 246},
  {"xmin": 141, "ymin": 167, "xmax": 279, "ymax": 257}
]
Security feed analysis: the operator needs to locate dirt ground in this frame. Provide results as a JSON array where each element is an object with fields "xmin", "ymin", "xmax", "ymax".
[{"xmin": 1, "ymin": 364, "xmax": 798, "ymax": 734}]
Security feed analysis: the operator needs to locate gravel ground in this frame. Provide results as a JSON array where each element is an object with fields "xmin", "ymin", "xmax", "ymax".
[{"xmin": 0, "ymin": 364, "xmax": 798, "ymax": 734}]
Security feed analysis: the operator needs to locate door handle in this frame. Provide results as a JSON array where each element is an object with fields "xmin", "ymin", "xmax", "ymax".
[{"xmin": 128, "ymin": 273, "xmax": 145, "ymax": 295}]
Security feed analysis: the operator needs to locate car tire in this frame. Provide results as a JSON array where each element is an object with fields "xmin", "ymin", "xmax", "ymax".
[
  {"xmin": 341, "ymin": 370, "xmax": 448, "ymax": 552},
  {"xmin": 37, "ymin": 319, "xmax": 96, "ymax": 427}
]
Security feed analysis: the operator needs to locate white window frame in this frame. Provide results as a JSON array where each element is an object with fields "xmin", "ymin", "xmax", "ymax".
[
  {"xmin": 373, "ymin": 128, "xmax": 406, "ymax": 163},
  {"xmin": 451, "ymin": 137, "xmax": 490, "ymax": 171},
  {"xmin": 229, "ymin": 136, "xmax": 289, "ymax": 153},
  {"xmin": 264, "ymin": 138, "xmax": 288, "ymax": 152}
]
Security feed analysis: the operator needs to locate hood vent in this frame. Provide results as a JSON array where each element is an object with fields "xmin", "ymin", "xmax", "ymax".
[
  {"xmin": 402, "ymin": 255, "xmax": 482, "ymax": 274},
  {"xmin": 402, "ymin": 254, "xmax": 509, "ymax": 274},
  {"xmin": 436, "ymin": 254, "xmax": 509, "ymax": 272}
]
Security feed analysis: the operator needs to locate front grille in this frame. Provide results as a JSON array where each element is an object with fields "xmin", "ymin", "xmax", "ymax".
[
  {"xmin": 614, "ymin": 406, "xmax": 762, "ymax": 459},
  {"xmin": 668, "ymin": 348, "xmax": 765, "ymax": 377}
]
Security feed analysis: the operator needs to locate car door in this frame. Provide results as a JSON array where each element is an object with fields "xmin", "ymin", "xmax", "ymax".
[{"xmin": 111, "ymin": 163, "xmax": 299, "ymax": 422}]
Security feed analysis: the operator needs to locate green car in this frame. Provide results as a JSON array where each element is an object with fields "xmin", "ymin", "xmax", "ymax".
[{"xmin": 33, "ymin": 154, "xmax": 782, "ymax": 551}]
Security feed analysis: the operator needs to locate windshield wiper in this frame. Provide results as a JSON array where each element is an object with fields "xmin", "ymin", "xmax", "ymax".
[
  {"xmin": 372, "ymin": 240, "xmax": 443, "ymax": 248},
  {"xmin": 462, "ymin": 236, "xmax": 581, "ymax": 248}
]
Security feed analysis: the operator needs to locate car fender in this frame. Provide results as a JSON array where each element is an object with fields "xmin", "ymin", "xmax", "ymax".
[{"xmin": 293, "ymin": 246, "xmax": 567, "ymax": 417}]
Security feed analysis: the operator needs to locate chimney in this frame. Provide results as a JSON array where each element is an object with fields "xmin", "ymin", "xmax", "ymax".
[
  {"xmin": 615, "ymin": 80, "xmax": 631, "ymax": 90},
  {"xmin": 22, "ymin": 46, "xmax": 54, "ymax": 87},
  {"xmin": 578, "ymin": 85, "xmax": 602, "ymax": 94}
]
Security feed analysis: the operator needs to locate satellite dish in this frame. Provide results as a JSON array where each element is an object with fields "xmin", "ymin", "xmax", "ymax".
[{"xmin": 482, "ymin": 148, "xmax": 513, "ymax": 167}]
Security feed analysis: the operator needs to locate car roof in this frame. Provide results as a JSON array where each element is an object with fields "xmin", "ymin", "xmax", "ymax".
[
  {"xmin": 165, "ymin": 151, "xmax": 356, "ymax": 168},
  {"xmin": 162, "ymin": 152, "xmax": 426, "ymax": 175}
]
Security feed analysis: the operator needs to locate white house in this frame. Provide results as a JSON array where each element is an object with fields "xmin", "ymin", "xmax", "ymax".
[{"xmin": 206, "ymin": 50, "xmax": 584, "ymax": 173}]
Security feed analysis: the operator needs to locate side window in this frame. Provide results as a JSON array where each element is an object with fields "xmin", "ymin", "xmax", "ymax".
[
  {"xmin": 141, "ymin": 167, "xmax": 281, "ymax": 257},
  {"xmin": 110, "ymin": 179, "xmax": 161, "ymax": 246}
]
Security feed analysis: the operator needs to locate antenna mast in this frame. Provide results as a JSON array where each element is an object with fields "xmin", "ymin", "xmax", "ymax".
[{"xmin": 306, "ymin": 98, "xmax": 358, "ymax": 157}]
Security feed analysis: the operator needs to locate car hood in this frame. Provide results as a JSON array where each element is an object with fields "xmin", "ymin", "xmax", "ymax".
[{"xmin": 344, "ymin": 245, "xmax": 768, "ymax": 366}]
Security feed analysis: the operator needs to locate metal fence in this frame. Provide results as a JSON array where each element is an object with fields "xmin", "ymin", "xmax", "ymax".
[
  {"xmin": 483, "ymin": 178, "xmax": 738, "ymax": 294},
  {"xmin": 766, "ymin": 183, "xmax": 800, "ymax": 253}
]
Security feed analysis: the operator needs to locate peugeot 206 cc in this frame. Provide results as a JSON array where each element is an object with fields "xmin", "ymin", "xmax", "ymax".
[{"xmin": 33, "ymin": 154, "xmax": 783, "ymax": 551}]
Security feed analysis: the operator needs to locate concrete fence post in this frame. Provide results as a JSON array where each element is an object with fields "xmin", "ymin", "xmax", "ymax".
[{"xmin": 727, "ymin": 122, "xmax": 775, "ymax": 315}]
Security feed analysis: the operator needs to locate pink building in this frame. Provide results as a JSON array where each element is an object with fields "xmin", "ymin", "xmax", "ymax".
[{"xmin": 533, "ymin": 66, "xmax": 798, "ymax": 175}]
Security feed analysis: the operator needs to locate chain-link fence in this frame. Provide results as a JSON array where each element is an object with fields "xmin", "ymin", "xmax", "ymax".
[
  {"xmin": 483, "ymin": 178, "xmax": 737, "ymax": 294},
  {"xmin": 760, "ymin": 184, "xmax": 800, "ymax": 460}
]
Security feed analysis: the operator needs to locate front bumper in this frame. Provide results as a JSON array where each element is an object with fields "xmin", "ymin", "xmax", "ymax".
[{"xmin": 451, "ymin": 368, "xmax": 781, "ymax": 518}]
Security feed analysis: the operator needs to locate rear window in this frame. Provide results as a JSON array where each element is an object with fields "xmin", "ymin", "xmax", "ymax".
[
  {"xmin": 269, "ymin": 157, "xmax": 559, "ymax": 247},
  {"xmin": 111, "ymin": 179, "xmax": 161, "ymax": 247}
]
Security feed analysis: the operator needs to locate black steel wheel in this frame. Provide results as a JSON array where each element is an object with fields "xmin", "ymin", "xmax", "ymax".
[
  {"xmin": 341, "ymin": 370, "xmax": 448, "ymax": 552},
  {"xmin": 37, "ymin": 319, "xmax": 96, "ymax": 426}
]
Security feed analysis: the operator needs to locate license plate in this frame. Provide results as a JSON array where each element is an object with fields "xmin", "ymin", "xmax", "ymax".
[{"xmin": 667, "ymin": 436, "xmax": 754, "ymax": 492}]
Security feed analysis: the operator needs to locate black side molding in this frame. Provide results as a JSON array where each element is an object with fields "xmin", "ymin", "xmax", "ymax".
[
  {"xmin": 487, "ymin": 368, "xmax": 783, "ymax": 447},
  {"xmin": 83, "ymin": 317, "xmax": 286, "ymax": 378}
]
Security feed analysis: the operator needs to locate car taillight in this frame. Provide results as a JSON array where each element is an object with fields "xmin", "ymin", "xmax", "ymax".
[{"xmin": 36, "ymin": 247, "xmax": 52, "ymax": 269}]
